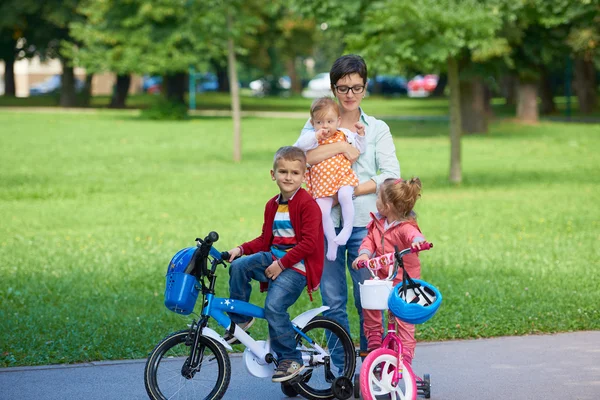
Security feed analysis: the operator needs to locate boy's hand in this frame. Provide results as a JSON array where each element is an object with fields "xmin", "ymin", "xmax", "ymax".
[
  {"xmin": 352, "ymin": 254, "xmax": 369, "ymax": 270},
  {"xmin": 265, "ymin": 261, "xmax": 283, "ymax": 280},
  {"xmin": 354, "ymin": 122, "xmax": 365, "ymax": 136},
  {"xmin": 226, "ymin": 247, "xmax": 242, "ymax": 262}
]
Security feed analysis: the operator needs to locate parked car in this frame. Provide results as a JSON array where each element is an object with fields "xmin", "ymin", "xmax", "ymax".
[
  {"xmin": 368, "ymin": 75, "xmax": 408, "ymax": 96},
  {"xmin": 249, "ymin": 76, "xmax": 291, "ymax": 96},
  {"xmin": 196, "ymin": 73, "xmax": 219, "ymax": 92},
  {"xmin": 142, "ymin": 75, "xmax": 163, "ymax": 94},
  {"xmin": 301, "ymin": 73, "xmax": 331, "ymax": 98},
  {"xmin": 29, "ymin": 75, "xmax": 85, "ymax": 96},
  {"xmin": 407, "ymin": 74, "xmax": 439, "ymax": 98}
]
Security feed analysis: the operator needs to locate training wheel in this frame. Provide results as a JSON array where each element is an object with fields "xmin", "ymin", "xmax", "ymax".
[
  {"xmin": 331, "ymin": 376, "xmax": 353, "ymax": 400},
  {"xmin": 416, "ymin": 373, "xmax": 431, "ymax": 399}
]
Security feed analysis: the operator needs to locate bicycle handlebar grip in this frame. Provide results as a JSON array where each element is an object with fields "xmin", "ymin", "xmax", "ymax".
[
  {"xmin": 205, "ymin": 231, "xmax": 219, "ymax": 246},
  {"xmin": 220, "ymin": 251, "xmax": 231, "ymax": 261},
  {"xmin": 357, "ymin": 260, "xmax": 367, "ymax": 269},
  {"xmin": 411, "ymin": 241, "xmax": 433, "ymax": 253}
]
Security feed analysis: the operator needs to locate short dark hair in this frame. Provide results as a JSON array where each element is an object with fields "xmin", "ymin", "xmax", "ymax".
[
  {"xmin": 329, "ymin": 54, "xmax": 368, "ymax": 90},
  {"xmin": 273, "ymin": 146, "xmax": 307, "ymax": 170}
]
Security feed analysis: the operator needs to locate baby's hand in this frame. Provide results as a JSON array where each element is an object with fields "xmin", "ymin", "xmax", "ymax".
[
  {"xmin": 354, "ymin": 122, "xmax": 365, "ymax": 136},
  {"xmin": 352, "ymin": 254, "xmax": 369, "ymax": 270},
  {"xmin": 315, "ymin": 128, "xmax": 330, "ymax": 141}
]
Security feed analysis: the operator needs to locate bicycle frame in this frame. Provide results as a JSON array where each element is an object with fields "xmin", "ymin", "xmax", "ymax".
[
  {"xmin": 185, "ymin": 242, "xmax": 330, "ymax": 373},
  {"xmin": 380, "ymin": 318, "xmax": 407, "ymax": 386}
]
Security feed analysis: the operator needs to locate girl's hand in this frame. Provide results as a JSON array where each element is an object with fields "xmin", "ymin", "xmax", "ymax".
[
  {"xmin": 410, "ymin": 238, "xmax": 426, "ymax": 252},
  {"xmin": 352, "ymin": 254, "xmax": 369, "ymax": 270},
  {"xmin": 354, "ymin": 122, "xmax": 365, "ymax": 136},
  {"xmin": 227, "ymin": 247, "xmax": 242, "ymax": 262},
  {"xmin": 265, "ymin": 261, "xmax": 283, "ymax": 280}
]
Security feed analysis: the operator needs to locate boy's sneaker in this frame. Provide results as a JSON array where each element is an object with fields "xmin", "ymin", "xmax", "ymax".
[
  {"xmin": 224, "ymin": 318, "xmax": 255, "ymax": 345},
  {"xmin": 272, "ymin": 360, "xmax": 305, "ymax": 382}
]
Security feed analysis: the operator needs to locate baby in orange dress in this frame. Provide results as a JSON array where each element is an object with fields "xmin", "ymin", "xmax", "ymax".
[{"xmin": 296, "ymin": 97, "xmax": 366, "ymax": 260}]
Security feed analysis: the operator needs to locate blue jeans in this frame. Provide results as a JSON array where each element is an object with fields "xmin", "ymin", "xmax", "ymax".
[
  {"xmin": 321, "ymin": 227, "xmax": 371, "ymax": 352},
  {"xmin": 228, "ymin": 252, "xmax": 306, "ymax": 364}
]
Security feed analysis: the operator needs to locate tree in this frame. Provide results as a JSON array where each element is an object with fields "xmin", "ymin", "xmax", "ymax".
[
  {"xmin": 0, "ymin": 1, "xmax": 39, "ymax": 97},
  {"xmin": 566, "ymin": 1, "xmax": 600, "ymax": 114},
  {"xmin": 346, "ymin": 0, "xmax": 508, "ymax": 183},
  {"xmin": 501, "ymin": 0, "xmax": 600, "ymax": 121}
]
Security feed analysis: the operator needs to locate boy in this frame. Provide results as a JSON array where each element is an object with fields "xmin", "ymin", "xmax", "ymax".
[{"xmin": 224, "ymin": 146, "xmax": 324, "ymax": 383}]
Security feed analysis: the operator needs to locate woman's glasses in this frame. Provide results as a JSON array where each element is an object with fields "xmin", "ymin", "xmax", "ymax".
[{"xmin": 334, "ymin": 85, "xmax": 365, "ymax": 94}]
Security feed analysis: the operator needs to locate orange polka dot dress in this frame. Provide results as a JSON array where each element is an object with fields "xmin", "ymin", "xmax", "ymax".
[{"xmin": 305, "ymin": 130, "xmax": 359, "ymax": 199}]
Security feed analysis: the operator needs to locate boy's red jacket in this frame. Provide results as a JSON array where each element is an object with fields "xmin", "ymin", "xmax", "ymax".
[{"xmin": 240, "ymin": 188, "xmax": 324, "ymax": 299}]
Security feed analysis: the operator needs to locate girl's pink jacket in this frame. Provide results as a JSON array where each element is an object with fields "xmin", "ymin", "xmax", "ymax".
[{"xmin": 359, "ymin": 212, "xmax": 424, "ymax": 279}]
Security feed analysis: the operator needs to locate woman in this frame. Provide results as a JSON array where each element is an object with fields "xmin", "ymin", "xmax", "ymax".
[{"xmin": 295, "ymin": 54, "xmax": 400, "ymax": 353}]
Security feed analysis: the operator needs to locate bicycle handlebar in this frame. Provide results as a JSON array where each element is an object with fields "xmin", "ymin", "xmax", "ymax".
[{"xmin": 357, "ymin": 241, "xmax": 434, "ymax": 273}]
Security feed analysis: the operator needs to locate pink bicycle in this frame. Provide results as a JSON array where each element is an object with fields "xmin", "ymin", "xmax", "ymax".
[{"xmin": 355, "ymin": 243, "xmax": 442, "ymax": 400}]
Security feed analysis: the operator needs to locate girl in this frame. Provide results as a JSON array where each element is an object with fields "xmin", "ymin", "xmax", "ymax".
[
  {"xmin": 352, "ymin": 177, "xmax": 426, "ymax": 366},
  {"xmin": 296, "ymin": 97, "xmax": 366, "ymax": 261}
]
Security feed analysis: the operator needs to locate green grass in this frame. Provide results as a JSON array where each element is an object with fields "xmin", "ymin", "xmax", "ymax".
[
  {"xmin": 1, "ymin": 91, "xmax": 598, "ymax": 118},
  {"xmin": 0, "ymin": 110, "xmax": 599, "ymax": 367}
]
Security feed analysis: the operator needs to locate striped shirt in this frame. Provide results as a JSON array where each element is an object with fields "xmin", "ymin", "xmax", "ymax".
[{"xmin": 270, "ymin": 200, "xmax": 306, "ymax": 275}]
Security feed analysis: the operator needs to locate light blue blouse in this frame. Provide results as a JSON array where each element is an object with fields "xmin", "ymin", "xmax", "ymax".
[{"xmin": 295, "ymin": 108, "xmax": 401, "ymax": 227}]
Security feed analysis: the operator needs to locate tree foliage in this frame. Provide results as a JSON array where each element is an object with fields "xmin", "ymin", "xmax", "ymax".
[{"xmin": 68, "ymin": 0, "xmax": 261, "ymax": 75}]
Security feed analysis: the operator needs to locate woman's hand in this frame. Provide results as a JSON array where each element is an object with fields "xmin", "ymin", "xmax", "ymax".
[
  {"xmin": 352, "ymin": 254, "xmax": 369, "ymax": 270},
  {"xmin": 342, "ymin": 143, "xmax": 360, "ymax": 164}
]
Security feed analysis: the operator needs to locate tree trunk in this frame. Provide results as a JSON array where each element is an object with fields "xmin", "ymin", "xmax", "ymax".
[
  {"xmin": 573, "ymin": 57, "xmax": 598, "ymax": 114},
  {"xmin": 459, "ymin": 76, "xmax": 487, "ymax": 134},
  {"xmin": 110, "ymin": 74, "xmax": 131, "ymax": 108},
  {"xmin": 80, "ymin": 73, "xmax": 94, "ymax": 107},
  {"xmin": 516, "ymin": 81, "xmax": 539, "ymax": 123},
  {"xmin": 164, "ymin": 73, "xmax": 187, "ymax": 105},
  {"xmin": 212, "ymin": 61, "xmax": 229, "ymax": 92},
  {"xmin": 285, "ymin": 58, "xmax": 301, "ymax": 94},
  {"xmin": 3, "ymin": 51, "xmax": 16, "ymax": 97},
  {"xmin": 59, "ymin": 61, "xmax": 78, "ymax": 107},
  {"xmin": 538, "ymin": 71, "xmax": 556, "ymax": 115},
  {"xmin": 431, "ymin": 73, "xmax": 447, "ymax": 97},
  {"xmin": 227, "ymin": 12, "xmax": 242, "ymax": 163},
  {"xmin": 484, "ymin": 84, "xmax": 494, "ymax": 118},
  {"xmin": 500, "ymin": 75, "xmax": 517, "ymax": 106},
  {"xmin": 447, "ymin": 57, "xmax": 462, "ymax": 184}
]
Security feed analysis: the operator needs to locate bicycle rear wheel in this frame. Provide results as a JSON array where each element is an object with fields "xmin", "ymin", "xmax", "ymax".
[
  {"xmin": 359, "ymin": 348, "xmax": 416, "ymax": 400},
  {"xmin": 293, "ymin": 316, "xmax": 356, "ymax": 400},
  {"xmin": 144, "ymin": 329, "xmax": 231, "ymax": 400}
]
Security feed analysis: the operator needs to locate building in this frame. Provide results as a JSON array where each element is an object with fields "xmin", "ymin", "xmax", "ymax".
[{"xmin": 0, "ymin": 56, "xmax": 143, "ymax": 97}]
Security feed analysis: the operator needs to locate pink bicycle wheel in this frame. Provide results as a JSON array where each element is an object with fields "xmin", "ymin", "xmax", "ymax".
[{"xmin": 359, "ymin": 348, "xmax": 417, "ymax": 400}]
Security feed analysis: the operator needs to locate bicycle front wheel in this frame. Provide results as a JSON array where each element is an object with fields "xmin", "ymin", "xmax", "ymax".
[
  {"xmin": 294, "ymin": 316, "xmax": 357, "ymax": 400},
  {"xmin": 144, "ymin": 330, "xmax": 231, "ymax": 400},
  {"xmin": 359, "ymin": 348, "xmax": 417, "ymax": 400}
]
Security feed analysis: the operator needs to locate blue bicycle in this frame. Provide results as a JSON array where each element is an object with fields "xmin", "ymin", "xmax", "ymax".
[{"xmin": 144, "ymin": 232, "xmax": 357, "ymax": 400}]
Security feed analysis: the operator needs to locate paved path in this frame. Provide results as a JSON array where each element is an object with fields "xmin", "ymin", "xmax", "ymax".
[{"xmin": 2, "ymin": 331, "xmax": 599, "ymax": 400}]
